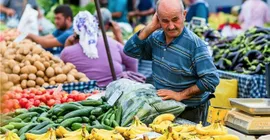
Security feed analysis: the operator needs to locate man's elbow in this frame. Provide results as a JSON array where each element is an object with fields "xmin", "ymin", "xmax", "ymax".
[{"xmin": 208, "ymin": 74, "xmax": 220, "ymax": 93}]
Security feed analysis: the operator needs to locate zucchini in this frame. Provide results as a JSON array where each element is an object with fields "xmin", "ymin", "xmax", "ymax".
[
  {"xmin": 63, "ymin": 107, "xmax": 94, "ymax": 119},
  {"xmin": 9, "ymin": 122, "xmax": 29, "ymax": 130},
  {"xmin": 15, "ymin": 112, "xmax": 38, "ymax": 120},
  {"xmin": 91, "ymin": 107, "xmax": 103, "ymax": 116},
  {"xmin": 79, "ymin": 99, "xmax": 103, "ymax": 106},
  {"xmin": 29, "ymin": 121, "xmax": 51, "ymax": 132},
  {"xmin": 18, "ymin": 123, "xmax": 38, "ymax": 136},
  {"xmin": 60, "ymin": 117, "xmax": 82, "ymax": 127}
]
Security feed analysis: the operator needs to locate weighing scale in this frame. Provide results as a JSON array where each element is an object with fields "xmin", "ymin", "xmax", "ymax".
[
  {"xmin": 187, "ymin": 17, "xmax": 206, "ymax": 30},
  {"xmin": 225, "ymin": 98, "xmax": 270, "ymax": 135}
]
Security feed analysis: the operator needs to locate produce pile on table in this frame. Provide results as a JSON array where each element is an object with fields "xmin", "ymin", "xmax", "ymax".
[
  {"xmin": 0, "ymin": 113, "xmax": 240, "ymax": 140},
  {"xmin": 0, "ymin": 38, "xmax": 90, "ymax": 93},
  {"xmin": 0, "ymin": 98, "xmax": 122, "ymax": 140},
  {"xmin": 0, "ymin": 88, "xmax": 95, "ymax": 113},
  {"xmin": 190, "ymin": 25, "xmax": 221, "ymax": 43},
  {"xmin": 212, "ymin": 26, "xmax": 270, "ymax": 74}
]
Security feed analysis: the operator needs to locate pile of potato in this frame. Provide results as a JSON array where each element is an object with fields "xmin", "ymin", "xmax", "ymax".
[{"xmin": 0, "ymin": 39, "xmax": 90, "ymax": 93}]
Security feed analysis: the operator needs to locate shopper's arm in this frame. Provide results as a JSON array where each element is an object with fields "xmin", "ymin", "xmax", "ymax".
[
  {"xmin": 0, "ymin": 5, "xmax": 15, "ymax": 16},
  {"xmin": 27, "ymin": 34, "xmax": 62, "ymax": 48}
]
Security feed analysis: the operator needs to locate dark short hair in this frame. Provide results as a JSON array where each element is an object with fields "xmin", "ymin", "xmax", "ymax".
[{"xmin": 54, "ymin": 5, "xmax": 73, "ymax": 21}]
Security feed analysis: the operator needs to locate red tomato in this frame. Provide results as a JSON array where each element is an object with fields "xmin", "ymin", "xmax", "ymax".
[
  {"xmin": 35, "ymin": 91, "xmax": 42, "ymax": 95},
  {"xmin": 92, "ymin": 90, "xmax": 99, "ymax": 94},
  {"xmin": 28, "ymin": 93, "xmax": 35, "ymax": 99},
  {"xmin": 2, "ymin": 94, "xmax": 9, "ymax": 101},
  {"xmin": 14, "ymin": 93, "xmax": 22, "ymax": 99},
  {"xmin": 55, "ymin": 100, "xmax": 61, "ymax": 105},
  {"xmin": 61, "ymin": 97, "xmax": 68, "ymax": 103},
  {"xmin": 25, "ymin": 102, "xmax": 33, "ymax": 109},
  {"xmin": 7, "ymin": 92, "xmax": 15, "ymax": 99},
  {"xmin": 47, "ymin": 99, "xmax": 56, "ymax": 106},
  {"xmin": 5, "ymin": 100, "xmax": 14, "ymax": 109},
  {"xmin": 29, "ymin": 99, "xmax": 34, "ymax": 103},
  {"xmin": 77, "ymin": 94, "xmax": 86, "ymax": 101},
  {"xmin": 34, "ymin": 100, "xmax": 41, "ymax": 106},
  {"xmin": 40, "ymin": 96, "xmax": 47, "ymax": 103},
  {"xmin": 48, "ymin": 89, "xmax": 54, "ymax": 95},
  {"xmin": 19, "ymin": 98, "xmax": 28, "ymax": 107},
  {"xmin": 66, "ymin": 98, "xmax": 74, "ymax": 102},
  {"xmin": 13, "ymin": 99, "xmax": 20, "ymax": 109}
]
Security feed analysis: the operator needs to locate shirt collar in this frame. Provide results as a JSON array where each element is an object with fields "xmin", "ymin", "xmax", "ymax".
[{"xmin": 155, "ymin": 27, "xmax": 186, "ymax": 45}]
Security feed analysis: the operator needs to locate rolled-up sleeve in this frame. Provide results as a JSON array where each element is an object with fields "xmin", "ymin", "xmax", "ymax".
[
  {"xmin": 193, "ymin": 46, "xmax": 220, "ymax": 93},
  {"xmin": 124, "ymin": 31, "xmax": 153, "ymax": 60}
]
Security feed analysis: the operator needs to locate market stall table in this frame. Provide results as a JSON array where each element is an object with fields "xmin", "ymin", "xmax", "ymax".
[{"xmin": 218, "ymin": 70, "xmax": 267, "ymax": 98}]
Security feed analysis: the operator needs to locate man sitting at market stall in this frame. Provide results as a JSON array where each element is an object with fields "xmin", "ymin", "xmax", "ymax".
[
  {"xmin": 26, "ymin": 5, "xmax": 73, "ymax": 56},
  {"xmin": 61, "ymin": 11, "xmax": 145, "ymax": 87},
  {"xmin": 183, "ymin": 0, "xmax": 209, "ymax": 23},
  {"xmin": 124, "ymin": 0, "xmax": 219, "ymax": 125}
]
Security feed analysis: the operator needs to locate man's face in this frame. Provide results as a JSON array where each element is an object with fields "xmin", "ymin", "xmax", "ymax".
[
  {"xmin": 157, "ymin": 9, "xmax": 186, "ymax": 39},
  {"xmin": 54, "ymin": 13, "xmax": 68, "ymax": 30}
]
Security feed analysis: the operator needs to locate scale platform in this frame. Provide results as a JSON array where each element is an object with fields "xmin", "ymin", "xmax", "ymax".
[{"xmin": 225, "ymin": 99, "xmax": 270, "ymax": 135}]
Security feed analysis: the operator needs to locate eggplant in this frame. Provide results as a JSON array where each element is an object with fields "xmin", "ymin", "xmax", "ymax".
[
  {"xmin": 248, "ymin": 64, "xmax": 263, "ymax": 75},
  {"xmin": 245, "ymin": 50, "xmax": 263, "ymax": 61},
  {"xmin": 229, "ymin": 44, "xmax": 241, "ymax": 52},
  {"xmin": 233, "ymin": 63, "xmax": 244, "ymax": 73}
]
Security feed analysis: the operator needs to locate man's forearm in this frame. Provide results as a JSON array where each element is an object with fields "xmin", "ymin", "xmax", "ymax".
[
  {"xmin": 112, "ymin": 12, "xmax": 122, "ymax": 18},
  {"xmin": 28, "ymin": 34, "xmax": 61, "ymax": 49},
  {"xmin": 179, "ymin": 85, "xmax": 202, "ymax": 100}
]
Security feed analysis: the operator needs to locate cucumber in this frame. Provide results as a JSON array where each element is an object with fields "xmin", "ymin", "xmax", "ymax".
[
  {"xmin": 2, "ymin": 118, "xmax": 22, "ymax": 125},
  {"xmin": 91, "ymin": 124, "xmax": 113, "ymax": 130},
  {"xmin": 101, "ymin": 108, "xmax": 113, "ymax": 125},
  {"xmin": 97, "ymin": 114, "xmax": 105, "ymax": 121},
  {"xmin": 15, "ymin": 112, "xmax": 38, "ymax": 120},
  {"xmin": 30, "ymin": 124, "xmax": 58, "ymax": 134},
  {"xmin": 89, "ymin": 115, "xmax": 96, "ymax": 121},
  {"xmin": 63, "ymin": 107, "xmax": 94, "ymax": 119},
  {"xmin": 29, "ymin": 121, "xmax": 51, "ymax": 132},
  {"xmin": 91, "ymin": 107, "xmax": 103, "ymax": 116},
  {"xmin": 15, "ymin": 108, "xmax": 28, "ymax": 116},
  {"xmin": 60, "ymin": 117, "xmax": 82, "ymax": 127},
  {"xmin": 37, "ymin": 117, "xmax": 54, "ymax": 123},
  {"xmin": 82, "ymin": 117, "xmax": 90, "ymax": 123},
  {"xmin": 71, "ymin": 123, "xmax": 92, "ymax": 131},
  {"xmin": 56, "ymin": 118, "xmax": 64, "ymax": 123},
  {"xmin": 115, "ymin": 106, "xmax": 122, "ymax": 125},
  {"xmin": 56, "ymin": 103, "xmax": 82, "ymax": 116},
  {"xmin": 28, "ymin": 107, "xmax": 46, "ymax": 113},
  {"xmin": 109, "ymin": 114, "xmax": 115, "ymax": 126},
  {"xmin": 11, "ymin": 129, "xmax": 18, "ymax": 134},
  {"xmin": 99, "ymin": 104, "xmax": 111, "ymax": 111},
  {"xmin": 39, "ymin": 112, "xmax": 48, "ymax": 118},
  {"xmin": 31, "ymin": 116, "xmax": 38, "ymax": 122},
  {"xmin": 79, "ymin": 99, "xmax": 103, "ymax": 106},
  {"xmin": 101, "ymin": 96, "xmax": 107, "ymax": 102},
  {"xmin": 23, "ymin": 117, "xmax": 32, "ymax": 123},
  {"xmin": 3, "ymin": 124, "xmax": 14, "ymax": 130},
  {"xmin": 104, "ymin": 119, "xmax": 110, "ymax": 126},
  {"xmin": 9, "ymin": 122, "xmax": 29, "ymax": 130},
  {"xmin": 68, "ymin": 102, "xmax": 83, "ymax": 106},
  {"xmin": 92, "ymin": 120, "xmax": 101, "ymax": 126},
  {"xmin": 18, "ymin": 123, "xmax": 38, "ymax": 136},
  {"xmin": 39, "ymin": 105, "xmax": 50, "ymax": 111}
]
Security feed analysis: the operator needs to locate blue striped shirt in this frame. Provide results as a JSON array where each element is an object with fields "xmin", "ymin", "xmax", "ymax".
[{"xmin": 124, "ymin": 27, "xmax": 219, "ymax": 107}]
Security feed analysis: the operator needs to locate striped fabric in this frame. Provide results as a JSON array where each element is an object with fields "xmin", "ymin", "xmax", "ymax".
[{"xmin": 124, "ymin": 27, "xmax": 219, "ymax": 107}]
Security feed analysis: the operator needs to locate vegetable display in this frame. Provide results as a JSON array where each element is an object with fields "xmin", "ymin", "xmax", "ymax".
[
  {"xmin": 0, "ymin": 98, "xmax": 121, "ymax": 140},
  {"xmin": 212, "ymin": 26, "xmax": 270, "ymax": 74},
  {"xmin": 0, "ymin": 38, "xmax": 90, "ymax": 93}
]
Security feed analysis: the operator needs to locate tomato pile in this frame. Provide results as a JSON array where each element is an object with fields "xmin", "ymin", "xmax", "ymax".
[{"xmin": 1, "ymin": 88, "xmax": 97, "ymax": 113}]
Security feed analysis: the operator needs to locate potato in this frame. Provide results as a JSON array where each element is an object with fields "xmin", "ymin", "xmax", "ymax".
[
  {"xmin": 66, "ymin": 62, "xmax": 76, "ymax": 69},
  {"xmin": 36, "ymin": 71, "xmax": 44, "ymax": 77},
  {"xmin": 9, "ymin": 74, "xmax": 20, "ymax": 84},
  {"xmin": 8, "ymin": 60, "xmax": 17, "ymax": 69},
  {"xmin": 55, "ymin": 74, "xmax": 67, "ymax": 83},
  {"xmin": 13, "ymin": 65, "xmax": 21, "ymax": 74},
  {"xmin": 34, "ymin": 61, "xmax": 45, "ymax": 71},
  {"xmin": 0, "ymin": 72, "xmax": 8, "ymax": 82},
  {"xmin": 21, "ymin": 80, "xmax": 27, "ymax": 89},
  {"xmin": 67, "ymin": 74, "xmax": 75, "ymax": 82},
  {"xmin": 24, "ymin": 60, "xmax": 31, "ymax": 66},
  {"xmin": 51, "ymin": 64, "xmax": 59, "ymax": 69},
  {"xmin": 10, "ymin": 86, "xmax": 22, "ymax": 91},
  {"xmin": 19, "ymin": 63, "xmax": 25, "ymax": 68},
  {"xmin": 49, "ymin": 81, "xmax": 56, "ymax": 85},
  {"xmin": 28, "ymin": 65, "xmax": 37, "ymax": 74},
  {"xmin": 49, "ymin": 77, "xmax": 56, "ymax": 82},
  {"xmin": 36, "ymin": 77, "xmax": 45, "ymax": 86},
  {"xmin": 4, "ymin": 68, "xmax": 12, "ymax": 73},
  {"xmin": 28, "ymin": 73, "xmax": 36, "ymax": 80},
  {"xmin": 46, "ymin": 67, "xmax": 55, "ymax": 78},
  {"xmin": 27, "ymin": 80, "xmax": 36, "ymax": 87},
  {"xmin": 32, "ymin": 46, "xmax": 43, "ymax": 54},
  {"xmin": 42, "ymin": 83, "xmax": 49, "ymax": 87},
  {"xmin": 62, "ymin": 66, "xmax": 71, "ymax": 74},
  {"xmin": 32, "ymin": 54, "xmax": 41, "ymax": 61},
  {"xmin": 44, "ymin": 76, "xmax": 49, "ymax": 82},
  {"xmin": 79, "ymin": 77, "xmax": 89, "ymax": 82},
  {"xmin": 3, "ymin": 82, "xmax": 13, "ymax": 90},
  {"xmin": 43, "ymin": 62, "xmax": 50, "ymax": 68},
  {"xmin": 75, "ymin": 72, "xmax": 86, "ymax": 80},
  {"xmin": 54, "ymin": 67, "xmax": 63, "ymax": 75},
  {"xmin": 20, "ymin": 74, "xmax": 28, "ymax": 80}
]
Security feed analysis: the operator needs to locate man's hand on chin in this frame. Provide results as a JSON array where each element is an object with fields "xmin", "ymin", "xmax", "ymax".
[{"xmin": 157, "ymin": 89, "xmax": 185, "ymax": 101}]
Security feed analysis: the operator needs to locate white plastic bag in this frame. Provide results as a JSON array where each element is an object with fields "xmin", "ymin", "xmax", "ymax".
[{"xmin": 17, "ymin": 4, "xmax": 39, "ymax": 35}]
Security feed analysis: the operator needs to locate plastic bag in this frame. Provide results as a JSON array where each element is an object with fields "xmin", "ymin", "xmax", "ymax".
[
  {"xmin": 210, "ymin": 79, "xmax": 238, "ymax": 108},
  {"xmin": 17, "ymin": 4, "xmax": 39, "ymax": 35},
  {"xmin": 105, "ymin": 79, "xmax": 186, "ymax": 126}
]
